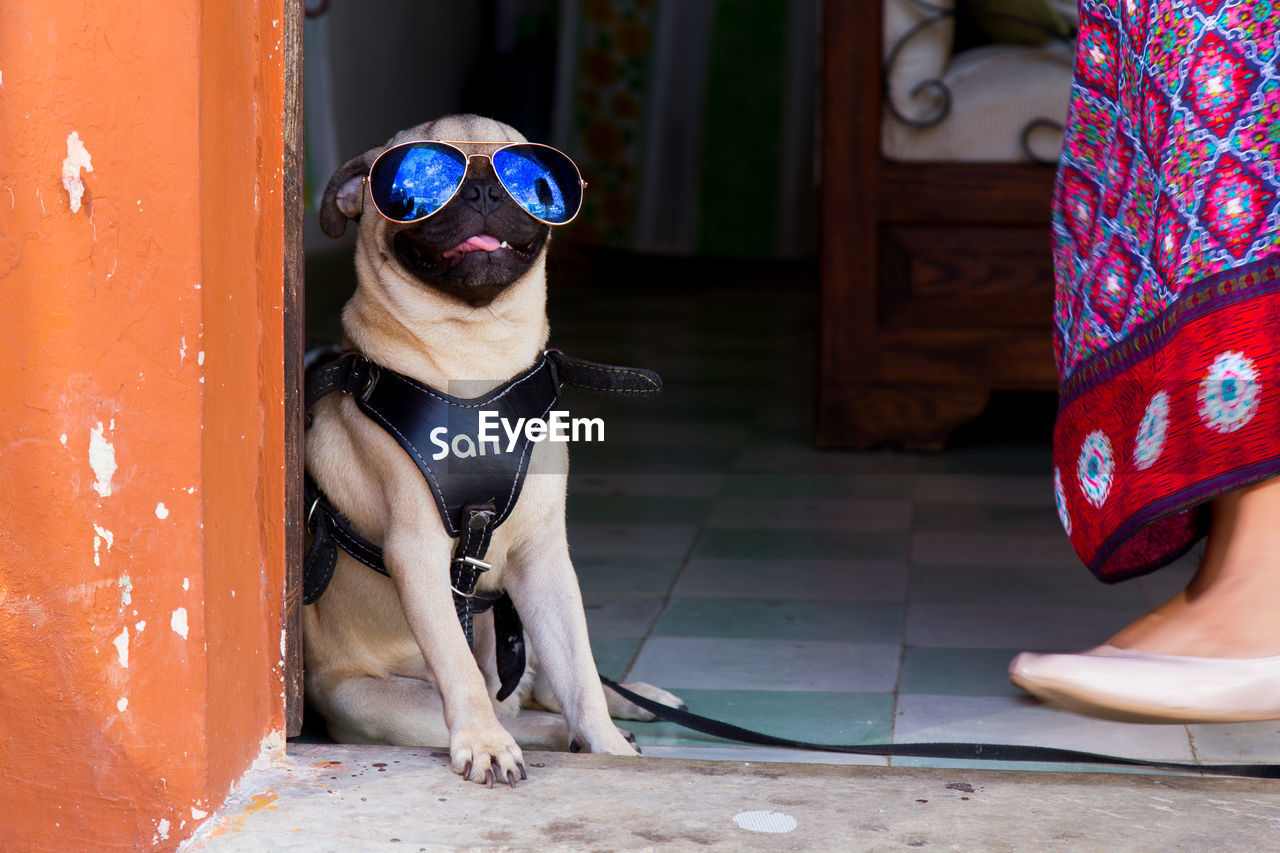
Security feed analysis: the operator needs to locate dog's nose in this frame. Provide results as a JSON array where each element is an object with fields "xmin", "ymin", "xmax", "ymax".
[{"xmin": 458, "ymin": 178, "xmax": 507, "ymax": 217}]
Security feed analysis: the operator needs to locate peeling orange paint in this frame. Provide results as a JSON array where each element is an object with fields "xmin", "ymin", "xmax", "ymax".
[
  {"xmin": 248, "ymin": 792, "xmax": 281, "ymax": 814},
  {"xmin": 206, "ymin": 791, "xmax": 281, "ymax": 838},
  {"xmin": 0, "ymin": 2, "xmax": 292, "ymax": 851}
]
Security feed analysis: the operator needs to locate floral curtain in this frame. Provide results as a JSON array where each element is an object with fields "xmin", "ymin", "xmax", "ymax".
[{"xmin": 553, "ymin": 0, "xmax": 819, "ymax": 258}]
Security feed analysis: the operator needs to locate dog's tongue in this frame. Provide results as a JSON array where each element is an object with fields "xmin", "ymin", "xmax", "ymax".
[{"xmin": 442, "ymin": 234, "xmax": 503, "ymax": 264}]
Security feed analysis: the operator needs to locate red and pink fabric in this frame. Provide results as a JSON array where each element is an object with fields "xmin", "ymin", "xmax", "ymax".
[{"xmin": 1052, "ymin": 0, "xmax": 1280, "ymax": 581}]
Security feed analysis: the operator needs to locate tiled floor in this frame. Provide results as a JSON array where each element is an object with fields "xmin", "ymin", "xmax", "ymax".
[{"xmin": 304, "ymin": 245, "xmax": 1280, "ymax": 774}]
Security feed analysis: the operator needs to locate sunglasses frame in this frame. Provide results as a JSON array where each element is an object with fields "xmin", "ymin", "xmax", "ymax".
[{"xmin": 362, "ymin": 139, "xmax": 588, "ymax": 227}]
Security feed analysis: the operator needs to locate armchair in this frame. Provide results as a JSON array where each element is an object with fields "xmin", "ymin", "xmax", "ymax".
[{"xmin": 818, "ymin": 0, "xmax": 1075, "ymax": 449}]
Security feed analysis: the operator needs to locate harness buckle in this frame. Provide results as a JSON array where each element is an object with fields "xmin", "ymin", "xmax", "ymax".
[
  {"xmin": 451, "ymin": 555, "xmax": 492, "ymax": 600},
  {"xmin": 453, "ymin": 555, "xmax": 492, "ymax": 572},
  {"xmin": 359, "ymin": 363, "xmax": 381, "ymax": 402},
  {"xmin": 346, "ymin": 355, "xmax": 381, "ymax": 402},
  {"xmin": 306, "ymin": 494, "xmax": 322, "ymax": 527}
]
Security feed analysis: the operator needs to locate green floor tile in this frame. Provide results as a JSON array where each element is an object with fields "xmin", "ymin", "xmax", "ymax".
[
  {"xmin": 909, "ymin": 564, "xmax": 1148, "ymax": 609},
  {"xmin": 575, "ymin": 556, "xmax": 684, "ymax": 597},
  {"xmin": 722, "ymin": 472, "xmax": 915, "ymax": 500},
  {"xmin": 590, "ymin": 396, "xmax": 761, "ymax": 424},
  {"xmin": 590, "ymin": 636, "xmax": 643, "ymax": 681},
  {"xmin": 898, "ymin": 647, "xmax": 1027, "ymax": 697},
  {"xmin": 571, "ymin": 442, "xmax": 740, "ymax": 474},
  {"xmin": 911, "ymin": 502, "xmax": 1063, "ymax": 536},
  {"xmin": 566, "ymin": 494, "xmax": 713, "ymax": 525},
  {"xmin": 624, "ymin": 689, "xmax": 894, "ymax": 749},
  {"xmin": 692, "ymin": 528, "xmax": 909, "ymax": 561},
  {"xmin": 651, "ymin": 597, "xmax": 903, "ymax": 644},
  {"xmin": 912, "ymin": 445, "xmax": 1053, "ymax": 475}
]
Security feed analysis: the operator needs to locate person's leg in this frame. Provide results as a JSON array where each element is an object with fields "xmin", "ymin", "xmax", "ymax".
[
  {"xmin": 1107, "ymin": 474, "xmax": 1280, "ymax": 659},
  {"xmin": 1008, "ymin": 475, "xmax": 1280, "ymax": 722}
]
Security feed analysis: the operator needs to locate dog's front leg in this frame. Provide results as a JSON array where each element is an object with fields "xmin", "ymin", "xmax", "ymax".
[
  {"xmin": 384, "ymin": 525, "xmax": 525, "ymax": 786},
  {"xmin": 504, "ymin": 545, "xmax": 637, "ymax": 755}
]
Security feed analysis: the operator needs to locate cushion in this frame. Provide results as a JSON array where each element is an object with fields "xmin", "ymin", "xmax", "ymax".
[{"xmin": 881, "ymin": 40, "xmax": 1075, "ymax": 162}]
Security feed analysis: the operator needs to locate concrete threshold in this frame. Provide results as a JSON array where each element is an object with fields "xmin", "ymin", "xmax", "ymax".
[{"xmin": 183, "ymin": 744, "xmax": 1280, "ymax": 852}]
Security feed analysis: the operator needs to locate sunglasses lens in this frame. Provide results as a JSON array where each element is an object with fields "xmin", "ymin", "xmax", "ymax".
[
  {"xmin": 492, "ymin": 145, "xmax": 583, "ymax": 224},
  {"xmin": 369, "ymin": 143, "xmax": 467, "ymax": 222}
]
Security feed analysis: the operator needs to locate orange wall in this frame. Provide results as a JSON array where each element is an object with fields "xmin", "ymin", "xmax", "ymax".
[{"xmin": 0, "ymin": 2, "xmax": 290, "ymax": 850}]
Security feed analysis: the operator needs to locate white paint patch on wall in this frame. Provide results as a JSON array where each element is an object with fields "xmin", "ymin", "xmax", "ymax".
[
  {"xmin": 191, "ymin": 807, "xmax": 208, "ymax": 820},
  {"xmin": 171, "ymin": 607, "xmax": 188, "ymax": 640},
  {"xmin": 155, "ymin": 819, "xmax": 170, "ymax": 841},
  {"xmin": 113, "ymin": 626, "xmax": 129, "ymax": 668},
  {"xmin": 155, "ymin": 502, "xmax": 169, "ymax": 519},
  {"xmin": 89, "ymin": 422, "xmax": 116, "ymax": 497},
  {"xmin": 118, "ymin": 697, "xmax": 128, "ymax": 713},
  {"xmin": 118, "ymin": 574, "xmax": 132, "ymax": 608},
  {"xmin": 61, "ymin": 131, "xmax": 94, "ymax": 213},
  {"xmin": 93, "ymin": 524, "xmax": 113, "ymax": 566}
]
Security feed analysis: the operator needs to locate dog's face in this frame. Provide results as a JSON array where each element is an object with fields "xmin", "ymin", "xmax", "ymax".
[{"xmin": 320, "ymin": 115, "xmax": 552, "ymax": 307}]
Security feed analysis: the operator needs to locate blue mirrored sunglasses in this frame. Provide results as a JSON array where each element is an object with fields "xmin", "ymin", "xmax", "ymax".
[{"xmin": 365, "ymin": 140, "xmax": 586, "ymax": 226}]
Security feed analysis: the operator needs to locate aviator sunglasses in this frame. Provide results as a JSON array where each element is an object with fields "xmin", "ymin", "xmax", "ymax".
[{"xmin": 364, "ymin": 140, "xmax": 586, "ymax": 226}]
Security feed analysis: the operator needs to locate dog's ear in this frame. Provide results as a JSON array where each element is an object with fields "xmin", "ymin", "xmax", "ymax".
[{"xmin": 319, "ymin": 152, "xmax": 373, "ymax": 238}]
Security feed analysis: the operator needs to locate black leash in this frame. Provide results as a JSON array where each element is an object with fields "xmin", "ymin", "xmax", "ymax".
[{"xmin": 600, "ymin": 677, "xmax": 1280, "ymax": 779}]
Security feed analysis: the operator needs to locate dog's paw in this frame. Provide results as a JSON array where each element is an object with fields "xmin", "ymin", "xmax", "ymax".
[
  {"xmin": 568, "ymin": 727, "xmax": 641, "ymax": 756},
  {"xmin": 569, "ymin": 727, "xmax": 641, "ymax": 756},
  {"xmin": 450, "ymin": 723, "xmax": 526, "ymax": 788},
  {"xmin": 605, "ymin": 681, "xmax": 686, "ymax": 722}
]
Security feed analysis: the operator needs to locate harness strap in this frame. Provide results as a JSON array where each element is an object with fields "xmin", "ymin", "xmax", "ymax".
[
  {"xmin": 303, "ymin": 481, "xmax": 525, "ymax": 698},
  {"xmin": 451, "ymin": 504, "xmax": 495, "ymax": 647},
  {"xmin": 309, "ymin": 348, "xmax": 666, "ymax": 406},
  {"xmin": 303, "ymin": 347, "xmax": 663, "ymax": 704},
  {"xmin": 304, "ymin": 476, "xmax": 389, "ymax": 605},
  {"xmin": 491, "ymin": 596, "xmax": 526, "ymax": 703},
  {"xmin": 547, "ymin": 350, "xmax": 662, "ymax": 396},
  {"xmin": 450, "ymin": 503, "xmax": 526, "ymax": 702},
  {"xmin": 305, "ymin": 350, "xmax": 362, "ymax": 411}
]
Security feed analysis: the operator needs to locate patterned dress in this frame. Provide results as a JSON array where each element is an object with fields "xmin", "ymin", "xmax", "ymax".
[{"xmin": 1052, "ymin": 1, "xmax": 1280, "ymax": 582}]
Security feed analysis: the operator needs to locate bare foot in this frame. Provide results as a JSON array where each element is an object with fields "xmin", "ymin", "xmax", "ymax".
[{"xmin": 1107, "ymin": 475, "xmax": 1280, "ymax": 659}]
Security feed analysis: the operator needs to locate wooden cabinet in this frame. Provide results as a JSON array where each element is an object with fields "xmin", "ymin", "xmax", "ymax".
[{"xmin": 817, "ymin": 1, "xmax": 1060, "ymax": 449}]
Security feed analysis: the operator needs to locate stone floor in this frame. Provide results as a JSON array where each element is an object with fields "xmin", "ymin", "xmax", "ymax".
[{"xmin": 183, "ymin": 745, "xmax": 1280, "ymax": 852}]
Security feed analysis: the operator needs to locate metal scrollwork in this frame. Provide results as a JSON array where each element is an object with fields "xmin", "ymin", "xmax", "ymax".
[
  {"xmin": 883, "ymin": 1, "xmax": 1077, "ymax": 135},
  {"xmin": 882, "ymin": 0, "xmax": 957, "ymax": 130},
  {"xmin": 1020, "ymin": 118, "xmax": 1066, "ymax": 164}
]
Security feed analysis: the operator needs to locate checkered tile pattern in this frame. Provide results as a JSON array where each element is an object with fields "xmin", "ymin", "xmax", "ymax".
[
  {"xmin": 304, "ymin": 247, "xmax": 1280, "ymax": 770},
  {"xmin": 547, "ymin": 256, "xmax": 1280, "ymax": 772}
]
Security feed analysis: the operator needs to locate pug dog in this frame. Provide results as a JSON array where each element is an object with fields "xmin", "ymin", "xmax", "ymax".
[{"xmin": 304, "ymin": 114, "xmax": 682, "ymax": 787}]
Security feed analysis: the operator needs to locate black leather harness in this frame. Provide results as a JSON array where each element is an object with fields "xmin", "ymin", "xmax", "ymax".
[{"xmin": 303, "ymin": 348, "xmax": 661, "ymax": 700}]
